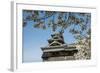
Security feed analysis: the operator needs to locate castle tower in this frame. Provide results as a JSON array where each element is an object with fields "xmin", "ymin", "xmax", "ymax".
[{"xmin": 41, "ymin": 33, "xmax": 78, "ymax": 61}]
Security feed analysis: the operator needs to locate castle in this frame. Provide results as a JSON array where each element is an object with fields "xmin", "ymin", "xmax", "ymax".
[{"xmin": 41, "ymin": 33, "xmax": 78, "ymax": 61}]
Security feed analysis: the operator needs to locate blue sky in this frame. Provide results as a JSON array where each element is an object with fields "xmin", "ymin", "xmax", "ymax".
[
  {"xmin": 22, "ymin": 21, "xmax": 76, "ymax": 62},
  {"xmin": 22, "ymin": 10, "xmax": 91, "ymax": 63}
]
